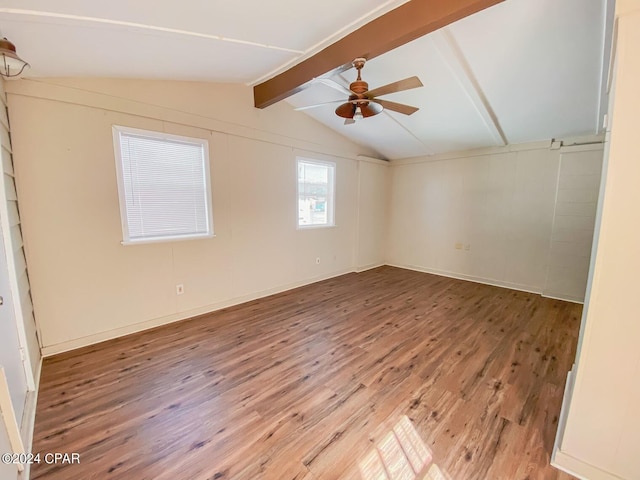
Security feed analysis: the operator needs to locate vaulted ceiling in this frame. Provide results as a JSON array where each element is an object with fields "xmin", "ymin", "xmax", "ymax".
[
  {"xmin": 0, "ymin": 0, "xmax": 612, "ymax": 159},
  {"xmin": 285, "ymin": 0, "xmax": 613, "ymax": 159}
]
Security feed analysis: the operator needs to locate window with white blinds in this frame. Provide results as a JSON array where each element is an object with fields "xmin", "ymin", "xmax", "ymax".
[
  {"xmin": 113, "ymin": 126, "xmax": 213, "ymax": 244},
  {"xmin": 297, "ymin": 157, "xmax": 335, "ymax": 228}
]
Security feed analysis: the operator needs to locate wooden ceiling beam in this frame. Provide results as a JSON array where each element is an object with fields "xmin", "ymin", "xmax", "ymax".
[{"xmin": 253, "ymin": 0, "xmax": 504, "ymax": 109}]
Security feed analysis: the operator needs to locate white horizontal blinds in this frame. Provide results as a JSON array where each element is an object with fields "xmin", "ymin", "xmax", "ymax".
[{"xmin": 119, "ymin": 132, "xmax": 210, "ymax": 241}]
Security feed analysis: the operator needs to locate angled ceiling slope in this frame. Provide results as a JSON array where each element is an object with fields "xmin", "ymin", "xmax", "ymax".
[
  {"xmin": 281, "ymin": 0, "xmax": 613, "ymax": 160},
  {"xmin": 252, "ymin": 0, "xmax": 504, "ymax": 108}
]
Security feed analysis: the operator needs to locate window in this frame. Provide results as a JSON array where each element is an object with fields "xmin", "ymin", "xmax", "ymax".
[
  {"xmin": 113, "ymin": 126, "xmax": 213, "ymax": 244},
  {"xmin": 297, "ymin": 158, "xmax": 335, "ymax": 228}
]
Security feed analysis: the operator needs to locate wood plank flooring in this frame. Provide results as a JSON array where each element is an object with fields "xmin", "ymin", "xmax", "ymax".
[{"xmin": 31, "ymin": 267, "xmax": 581, "ymax": 480}]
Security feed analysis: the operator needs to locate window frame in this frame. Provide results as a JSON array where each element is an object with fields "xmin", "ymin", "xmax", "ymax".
[
  {"xmin": 112, "ymin": 125, "xmax": 214, "ymax": 245},
  {"xmin": 296, "ymin": 157, "xmax": 336, "ymax": 229}
]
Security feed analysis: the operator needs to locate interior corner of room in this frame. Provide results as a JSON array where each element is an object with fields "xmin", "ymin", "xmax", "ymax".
[{"xmin": 0, "ymin": 0, "xmax": 638, "ymax": 478}]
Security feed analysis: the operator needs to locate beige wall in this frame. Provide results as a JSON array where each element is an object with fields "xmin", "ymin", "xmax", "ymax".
[
  {"xmin": 553, "ymin": 4, "xmax": 640, "ymax": 480},
  {"xmin": 387, "ymin": 143, "xmax": 602, "ymax": 299},
  {"xmin": 6, "ymin": 78, "xmax": 387, "ymax": 355},
  {"xmin": 356, "ymin": 158, "xmax": 389, "ymax": 271}
]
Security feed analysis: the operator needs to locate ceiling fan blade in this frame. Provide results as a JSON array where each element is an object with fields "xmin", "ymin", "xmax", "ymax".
[
  {"xmin": 344, "ymin": 119, "xmax": 356, "ymax": 125},
  {"xmin": 316, "ymin": 78, "xmax": 356, "ymax": 96},
  {"xmin": 374, "ymin": 99, "xmax": 419, "ymax": 115},
  {"xmin": 294, "ymin": 100, "xmax": 345, "ymax": 111},
  {"xmin": 365, "ymin": 76, "xmax": 423, "ymax": 98},
  {"xmin": 335, "ymin": 102, "xmax": 356, "ymax": 119}
]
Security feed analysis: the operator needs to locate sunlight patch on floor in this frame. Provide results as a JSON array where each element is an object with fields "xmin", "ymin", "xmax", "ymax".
[{"xmin": 358, "ymin": 416, "xmax": 451, "ymax": 480}]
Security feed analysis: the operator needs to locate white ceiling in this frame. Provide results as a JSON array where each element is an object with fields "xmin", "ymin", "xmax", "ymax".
[
  {"xmin": 0, "ymin": 0, "xmax": 612, "ymax": 159},
  {"xmin": 0, "ymin": 0, "xmax": 408, "ymax": 81}
]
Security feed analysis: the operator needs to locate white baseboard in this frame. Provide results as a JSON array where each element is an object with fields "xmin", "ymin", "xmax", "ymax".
[
  {"xmin": 552, "ymin": 368, "xmax": 575, "ymax": 474},
  {"xmin": 552, "ymin": 450, "xmax": 624, "ymax": 480},
  {"xmin": 386, "ymin": 262, "xmax": 543, "ymax": 295},
  {"xmin": 355, "ymin": 262, "xmax": 385, "ymax": 273},
  {"xmin": 41, "ymin": 267, "xmax": 355, "ymax": 356},
  {"xmin": 542, "ymin": 292, "xmax": 585, "ymax": 304},
  {"xmin": 387, "ymin": 262, "xmax": 587, "ymax": 304},
  {"xmin": 18, "ymin": 358, "xmax": 41, "ymax": 480}
]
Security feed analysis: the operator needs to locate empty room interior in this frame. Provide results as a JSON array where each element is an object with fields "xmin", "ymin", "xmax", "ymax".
[{"xmin": 0, "ymin": 0, "xmax": 639, "ymax": 479}]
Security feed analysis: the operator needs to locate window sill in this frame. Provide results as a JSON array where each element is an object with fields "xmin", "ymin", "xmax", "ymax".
[
  {"xmin": 121, "ymin": 233, "xmax": 215, "ymax": 246},
  {"xmin": 296, "ymin": 224, "xmax": 338, "ymax": 230}
]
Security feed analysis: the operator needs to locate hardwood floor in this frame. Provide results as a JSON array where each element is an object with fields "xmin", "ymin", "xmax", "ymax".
[{"xmin": 31, "ymin": 267, "xmax": 580, "ymax": 480}]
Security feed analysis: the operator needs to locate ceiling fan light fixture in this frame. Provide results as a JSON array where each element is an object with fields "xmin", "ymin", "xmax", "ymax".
[
  {"xmin": 353, "ymin": 106, "xmax": 364, "ymax": 121},
  {"xmin": 335, "ymin": 101, "xmax": 356, "ymax": 119},
  {"xmin": 0, "ymin": 37, "xmax": 29, "ymax": 78},
  {"xmin": 360, "ymin": 101, "xmax": 383, "ymax": 118}
]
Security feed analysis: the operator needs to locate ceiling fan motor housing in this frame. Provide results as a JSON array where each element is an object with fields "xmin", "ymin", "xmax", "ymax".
[
  {"xmin": 336, "ymin": 59, "xmax": 373, "ymax": 119},
  {"xmin": 350, "ymin": 80, "xmax": 368, "ymax": 94}
]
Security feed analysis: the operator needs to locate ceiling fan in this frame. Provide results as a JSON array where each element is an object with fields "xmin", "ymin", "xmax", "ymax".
[{"xmin": 295, "ymin": 58, "xmax": 423, "ymax": 125}]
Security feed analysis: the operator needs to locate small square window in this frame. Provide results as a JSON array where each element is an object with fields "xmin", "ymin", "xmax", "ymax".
[
  {"xmin": 297, "ymin": 158, "xmax": 335, "ymax": 228},
  {"xmin": 113, "ymin": 126, "xmax": 214, "ymax": 244}
]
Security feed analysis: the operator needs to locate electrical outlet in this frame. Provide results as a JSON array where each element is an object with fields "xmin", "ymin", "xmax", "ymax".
[
  {"xmin": 455, "ymin": 243, "xmax": 463, "ymax": 250},
  {"xmin": 316, "ymin": 257, "xmax": 321, "ymax": 264},
  {"xmin": 176, "ymin": 284, "xmax": 184, "ymax": 295},
  {"xmin": 464, "ymin": 244, "xmax": 471, "ymax": 251}
]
